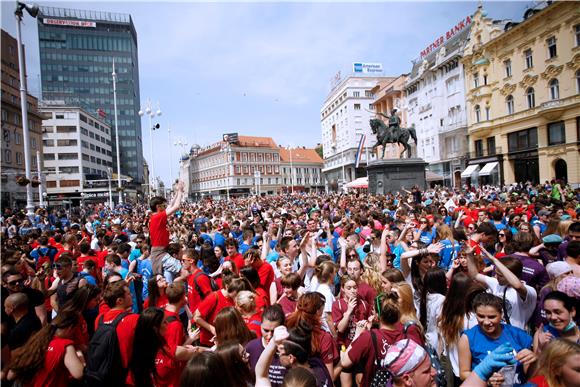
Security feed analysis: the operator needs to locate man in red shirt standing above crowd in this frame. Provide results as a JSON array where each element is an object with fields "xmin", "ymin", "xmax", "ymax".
[{"xmin": 149, "ymin": 181, "xmax": 184, "ymax": 275}]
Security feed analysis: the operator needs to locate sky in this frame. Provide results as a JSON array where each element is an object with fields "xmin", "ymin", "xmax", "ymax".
[{"xmin": 1, "ymin": 0, "xmax": 533, "ymax": 186}]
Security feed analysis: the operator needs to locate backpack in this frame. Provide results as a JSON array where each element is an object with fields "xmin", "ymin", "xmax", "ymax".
[
  {"xmin": 165, "ymin": 314, "xmax": 189, "ymax": 338},
  {"xmin": 193, "ymin": 271, "xmax": 219, "ymax": 298},
  {"xmin": 34, "ymin": 247, "xmax": 52, "ymax": 270},
  {"xmin": 403, "ymin": 321, "xmax": 447, "ymax": 387},
  {"xmin": 85, "ymin": 312, "xmax": 129, "ymax": 387},
  {"xmin": 369, "ymin": 329, "xmax": 393, "ymax": 387}
]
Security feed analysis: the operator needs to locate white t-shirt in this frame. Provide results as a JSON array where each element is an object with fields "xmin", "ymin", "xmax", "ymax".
[
  {"xmin": 425, "ymin": 293, "xmax": 445, "ymax": 351},
  {"xmin": 479, "ymin": 275, "xmax": 537, "ymax": 330}
]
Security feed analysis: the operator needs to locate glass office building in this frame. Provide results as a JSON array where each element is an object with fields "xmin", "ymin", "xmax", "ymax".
[{"xmin": 37, "ymin": 6, "xmax": 143, "ymax": 185}]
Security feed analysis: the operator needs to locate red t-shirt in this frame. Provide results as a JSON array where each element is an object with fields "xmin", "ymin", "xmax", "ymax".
[
  {"xmin": 150, "ymin": 211, "xmax": 169, "ymax": 248},
  {"xmin": 225, "ymin": 253, "xmax": 244, "ymax": 272},
  {"xmin": 467, "ymin": 238, "xmax": 482, "ymax": 255},
  {"xmin": 77, "ymin": 255, "xmax": 97, "ymax": 271},
  {"xmin": 243, "ymin": 311, "xmax": 263, "ymax": 338},
  {"xmin": 187, "ymin": 269, "xmax": 214, "ymax": 315},
  {"xmin": 357, "ymin": 282, "xmax": 377, "ymax": 310},
  {"xmin": 254, "ymin": 260, "xmax": 275, "ymax": 302},
  {"xmin": 155, "ymin": 309, "xmax": 185, "ymax": 387},
  {"xmin": 96, "ymin": 249, "xmax": 109, "ymax": 269},
  {"xmin": 196, "ymin": 290, "xmax": 234, "ymax": 346},
  {"xmin": 94, "ymin": 309, "xmax": 139, "ymax": 368},
  {"xmin": 347, "ymin": 324, "xmax": 423, "ymax": 387},
  {"xmin": 255, "ymin": 287, "xmax": 269, "ymax": 313},
  {"xmin": 30, "ymin": 336, "xmax": 74, "ymax": 387},
  {"xmin": 144, "ymin": 293, "xmax": 169, "ymax": 309}
]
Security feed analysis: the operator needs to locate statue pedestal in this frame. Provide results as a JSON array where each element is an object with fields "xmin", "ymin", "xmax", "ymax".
[{"xmin": 367, "ymin": 158, "xmax": 427, "ymax": 195}]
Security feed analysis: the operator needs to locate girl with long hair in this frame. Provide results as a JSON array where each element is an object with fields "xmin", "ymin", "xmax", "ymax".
[
  {"xmin": 7, "ymin": 311, "xmax": 84, "ymax": 386},
  {"xmin": 128, "ymin": 307, "xmax": 170, "ymax": 387},
  {"xmin": 286, "ymin": 292, "xmax": 338, "ymax": 380},
  {"xmin": 419, "ymin": 268, "xmax": 447, "ymax": 351},
  {"xmin": 438, "ymin": 272, "xmax": 482, "ymax": 386},
  {"xmin": 332, "ymin": 275, "xmax": 372, "ymax": 348},
  {"xmin": 359, "ymin": 252, "xmax": 384, "ymax": 295},
  {"xmin": 308, "ymin": 260, "xmax": 337, "ymax": 338},
  {"xmin": 215, "ymin": 341, "xmax": 254, "ymax": 387},
  {"xmin": 214, "ymin": 306, "xmax": 255, "ymax": 347},
  {"xmin": 391, "ymin": 282, "xmax": 421, "ymax": 328},
  {"xmin": 495, "ymin": 228, "xmax": 513, "ymax": 258},
  {"xmin": 144, "ymin": 274, "xmax": 169, "ymax": 308},
  {"xmin": 528, "ymin": 339, "xmax": 580, "ymax": 387}
]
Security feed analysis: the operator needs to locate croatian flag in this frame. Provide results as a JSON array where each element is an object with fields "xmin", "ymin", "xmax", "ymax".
[{"xmin": 355, "ymin": 134, "xmax": 366, "ymax": 168}]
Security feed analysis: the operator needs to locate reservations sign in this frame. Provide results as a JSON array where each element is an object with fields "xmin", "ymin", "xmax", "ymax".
[
  {"xmin": 43, "ymin": 18, "xmax": 97, "ymax": 28},
  {"xmin": 420, "ymin": 15, "xmax": 472, "ymax": 58}
]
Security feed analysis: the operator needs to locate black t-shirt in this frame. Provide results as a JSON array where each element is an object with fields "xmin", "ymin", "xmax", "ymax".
[
  {"xmin": 1, "ymin": 287, "xmax": 45, "ymax": 323},
  {"xmin": 6, "ymin": 312, "xmax": 42, "ymax": 350}
]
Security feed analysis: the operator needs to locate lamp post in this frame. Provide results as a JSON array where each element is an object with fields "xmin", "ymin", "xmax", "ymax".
[
  {"xmin": 36, "ymin": 150, "xmax": 43, "ymax": 208},
  {"xmin": 221, "ymin": 141, "xmax": 231, "ymax": 200},
  {"xmin": 138, "ymin": 99, "xmax": 161, "ymax": 198},
  {"xmin": 112, "ymin": 59, "xmax": 122, "ymax": 204},
  {"xmin": 107, "ymin": 167, "xmax": 114, "ymax": 209},
  {"xmin": 15, "ymin": 1, "xmax": 39, "ymax": 216}
]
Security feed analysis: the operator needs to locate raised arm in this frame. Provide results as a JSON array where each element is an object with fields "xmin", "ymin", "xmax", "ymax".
[
  {"xmin": 165, "ymin": 181, "xmax": 184, "ymax": 216},
  {"xmin": 379, "ymin": 227, "xmax": 389, "ymax": 273},
  {"xmin": 481, "ymin": 245, "xmax": 528, "ymax": 300}
]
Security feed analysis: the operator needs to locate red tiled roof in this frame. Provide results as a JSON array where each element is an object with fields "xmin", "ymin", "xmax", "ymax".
[
  {"xmin": 279, "ymin": 148, "xmax": 323, "ymax": 164},
  {"xmin": 237, "ymin": 136, "xmax": 277, "ymax": 148}
]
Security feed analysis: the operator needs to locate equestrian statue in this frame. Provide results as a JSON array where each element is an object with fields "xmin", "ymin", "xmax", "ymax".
[{"xmin": 370, "ymin": 109, "xmax": 417, "ymax": 159}]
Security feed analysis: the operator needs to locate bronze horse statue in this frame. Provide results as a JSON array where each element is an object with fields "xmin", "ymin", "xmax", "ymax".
[{"xmin": 369, "ymin": 118, "xmax": 417, "ymax": 159}]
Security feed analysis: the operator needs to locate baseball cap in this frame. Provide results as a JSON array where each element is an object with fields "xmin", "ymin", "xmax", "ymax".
[
  {"xmin": 384, "ymin": 339, "xmax": 428, "ymax": 377},
  {"xmin": 542, "ymin": 234, "xmax": 563, "ymax": 245},
  {"xmin": 538, "ymin": 210, "xmax": 552, "ymax": 217},
  {"xmin": 546, "ymin": 261, "xmax": 572, "ymax": 279}
]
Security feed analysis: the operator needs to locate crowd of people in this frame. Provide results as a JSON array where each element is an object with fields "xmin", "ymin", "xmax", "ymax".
[{"xmin": 1, "ymin": 180, "xmax": 579, "ymax": 387}]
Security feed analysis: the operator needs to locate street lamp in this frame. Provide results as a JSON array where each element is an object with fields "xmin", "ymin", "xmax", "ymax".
[
  {"xmin": 15, "ymin": 1, "xmax": 39, "ymax": 216},
  {"xmin": 112, "ymin": 59, "xmax": 122, "ymax": 204},
  {"xmin": 220, "ymin": 141, "xmax": 231, "ymax": 200},
  {"xmin": 138, "ymin": 99, "xmax": 161, "ymax": 198},
  {"xmin": 107, "ymin": 167, "xmax": 114, "ymax": 209}
]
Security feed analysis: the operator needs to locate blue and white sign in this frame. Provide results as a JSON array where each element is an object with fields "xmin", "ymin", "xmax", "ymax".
[{"xmin": 353, "ymin": 62, "xmax": 383, "ymax": 74}]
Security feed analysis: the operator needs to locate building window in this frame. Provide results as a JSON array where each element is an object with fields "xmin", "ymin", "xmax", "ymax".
[
  {"xmin": 485, "ymin": 106, "xmax": 491, "ymax": 121},
  {"xmin": 16, "ymin": 152, "xmax": 23, "ymax": 165},
  {"xmin": 576, "ymin": 70, "xmax": 580, "ymax": 94},
  {"xmin": 506, "ymin": 95, "xmax": 514, "ymax": 115},
  {"xmin": 58, "ymin": 153, "xmax": 78, "ymax": 160},
  {"xmin": 1, "ymin": 110, "xmax": 8, "ymax": 122},
  {"xmin": 15, "ymin": 132, "xmax": 21, "ymax": 145},
  {"xmin": 504, "ymin": 59, "xmax": 512, "ymax": 77},
  {"xmin": 548, "ymin": 121, "xmax": 565, "ymax": 146},
  {"xmin": 473, "ymin": 73, "xmax": 479, "ymax": 88},
  {"xmin": 508, "ymin": 127, "xmax": 538, "ymax": 152},
  {"xmin": 4, "ymin": 150, "xmax": 11, "ymax": 163},
  {"xmin": 524, "ymin": 49, "xmax": 533, "ymax": 69},
  {"xmin": 474, "ymin": 140, "xmax": 483, "ymax": 157},
  {"xmin": 3, "ymin": 129, "xmax": 10, "ymax": 143},
  {"xmin": 526, "ymin": 88, "xmax": 535, "ymax": 108},
  {"xmin": 474, "ymin": 105, "xmax": 481, "ymax": 123},
  {"xmin": 547, "ymin": 36, "xmax": 557, "ymax": 58},
  {"xmin": 487, "ymin": 137, "xmax": 496, "ymax": 155},
  {"xmin": 549, "ymin": 79, "xmax": 559, "ymax": 100},
  {"xmin": 354, "ymin": 104, "xmax": 361, "ymax": 110},
  {"xmin": 43, "ymin": 153, "xmax": 55, "ymax": 160},
  {"xmin": 353, "ymin": 91, "xmax": 360, "ymax": 97},
  {"xmin": 576, "ymin": 24, "xmax": 580, "ymax": 46}
]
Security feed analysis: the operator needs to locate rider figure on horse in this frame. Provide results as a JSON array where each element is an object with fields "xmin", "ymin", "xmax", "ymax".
[{"xmin": 377, "ymin": 108, "xmax": 401, "ymax": 142}]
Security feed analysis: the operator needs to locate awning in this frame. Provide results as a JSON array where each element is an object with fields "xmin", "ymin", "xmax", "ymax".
[
  {"xmin": 479, "ymin": 162, "xmax": 499, "ymax": 176},
  {"xmin": 461, "ymin": 164, "xmax": 480, "ymax": 178},
  {"xmin": 345, "ymin": 176, "xmax": 368, "ymax": 189},
  {"xmin": 425, "ymin": 171, "xmax": 444, "ymax": 182}
]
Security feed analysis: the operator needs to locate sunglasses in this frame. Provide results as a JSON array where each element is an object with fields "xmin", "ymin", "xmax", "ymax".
[
  {"xmin": 499, "ymin": 233, "xmax": 506, "ymax": 237},
  {"xmin": 52, "ymin": 263, "xmax": 63, "ymax": 269},
  {"xmin": 7, "ymin": 279, "xmax": 24, "ymax": 286},
  {"xmin": 348, "ymin": 254, "xmax": 358, "ymax": 258},
  {"xmin": 420, "ymin": 220, "xmax": 428, "ymax": 224}
]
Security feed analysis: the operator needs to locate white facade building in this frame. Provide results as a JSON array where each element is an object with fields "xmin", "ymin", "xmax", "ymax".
[
  {"xmin": 321, "ymin": 75, "xmax": 395, "ymax": 191},
  {"xmin": 40, "ymin": 104, "xmax": 113, "ymax": 202},
  {"xmin": 405, "ymin": 16, "xmax": 472, "ymax": 187}
]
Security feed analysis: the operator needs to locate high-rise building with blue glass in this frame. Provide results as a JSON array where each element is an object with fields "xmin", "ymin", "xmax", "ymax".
[{"xmin": 37, "ymin": 6, "xmax": 143, "ymax": 185}]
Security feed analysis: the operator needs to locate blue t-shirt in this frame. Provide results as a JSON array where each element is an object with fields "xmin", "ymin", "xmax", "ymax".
[
  {"xmin": 240, "ymin": 242, "xmax": 251, "ymax": 255},
  {"xmin": 79, "ymin": 272, "xmax": 97, "ymax": 286},
  {"xmin": 30, "ymin": 246, "xmax": 57, "ymax": 264},
  {"xmin": 464, "ymin": 324, "xmax": 532, "ymax": 386},
  {"xmin": 231, "ymin": 230, "xmax": 243, "ymax": 243},
  {"xmin": 214, "ymin": 232, "xmax": 226, "ymax": 249},
  {"xmin": 137, "ymin": 258, "xmax": 153, "ymax": 300},
  {"xmin": 439, "ymin": 239, "xmax": 461, "ymax": 270},
  {"xmin": 419, "ymin": 227, "xmax": 437, "ymax": 245},
  {"xmin": 391, "ymin": 244, "xmax": 405, "ymax": 269},
  {"xmin": 129, "ymin": 248, "xmax": 142, "ymax": 263}
]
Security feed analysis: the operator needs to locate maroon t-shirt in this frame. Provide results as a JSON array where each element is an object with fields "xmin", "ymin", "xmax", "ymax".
[
  {"xmin": 332, "ymin": 297, "xmax": 372, "ymax": 346},
  {"xmin": 347, "ymin": 324, "xmax": 423, "ymax": 387},
  {"xmin": 277, "ymin": 294, "xmax": 297, "ymax": 317},
  {"xmin": 357, "ymin": 282, "xmax": 377, "ymax": 310}
]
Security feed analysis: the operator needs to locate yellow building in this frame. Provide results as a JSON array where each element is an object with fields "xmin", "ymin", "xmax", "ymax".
[{"xmin": 462, "ymin": 3, "xmax": 580, "ymax": 186}]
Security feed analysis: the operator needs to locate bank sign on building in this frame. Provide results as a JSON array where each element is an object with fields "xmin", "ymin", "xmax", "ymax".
[{"xmin": 405, "ymin": 15, "xmax": 472, "ymax": 187}]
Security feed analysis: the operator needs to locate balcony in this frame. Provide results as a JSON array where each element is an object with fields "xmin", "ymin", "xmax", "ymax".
[{"xmin": 466, "ymin": 146, "xmax": 503, "ymax": 160}]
